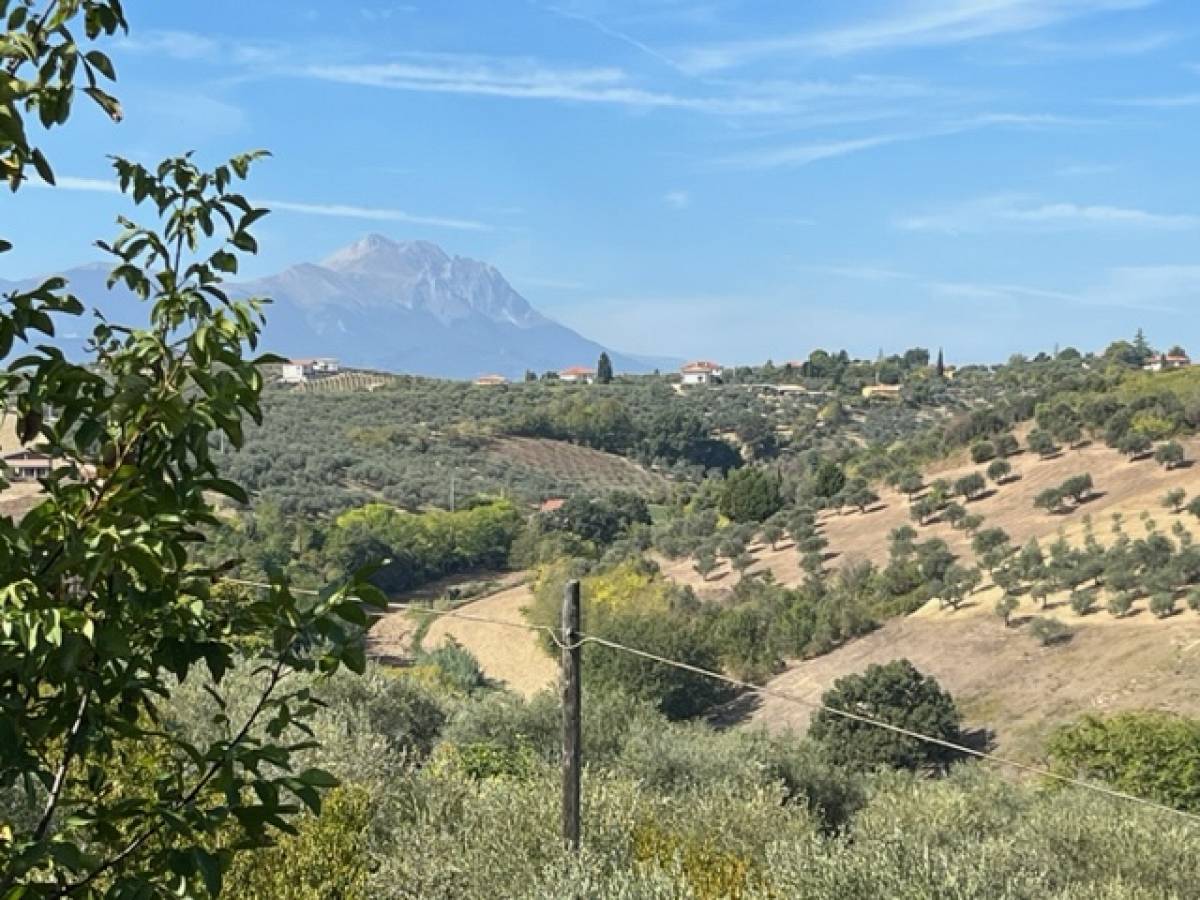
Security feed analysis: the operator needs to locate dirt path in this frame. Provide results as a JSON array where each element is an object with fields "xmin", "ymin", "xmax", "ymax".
[{"xmin": 369, "ymin": 579, "xmax": 556, "ymax": 698}]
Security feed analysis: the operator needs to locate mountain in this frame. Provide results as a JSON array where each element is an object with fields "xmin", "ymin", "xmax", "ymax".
[{"xmin": 0, "ymin": 236, "xmax": 674, "ymax": 380}]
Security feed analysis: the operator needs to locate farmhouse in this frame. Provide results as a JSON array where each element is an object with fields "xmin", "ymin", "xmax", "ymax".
[
  {"xmin": 559, "ymin": 366, "xmax": 596, "ymax": 384},
  {"xmin": 539, "ymin": 497, "xmax": 567, "ymax": 513},
  {"xmin": 474, "ymin": 374, "xmax": 509, "ymax": 386},
  {"xmin": 2, "ymin": 448, "xmax": 54, "ymax": 481},
  {"xmin": 280, "ymin": 357, "xmax": 341, "ymax": 384},
  {"xmin": 1144, "ymin": 351, "xmax": 1192, "ymax": 372},
  {"xmin": 680, "ymin": 360, "xmax": 723, "ymax": 385},
  {"xmin": 862, "ymin": 383, "xmax": 904, "ymax": 400}
]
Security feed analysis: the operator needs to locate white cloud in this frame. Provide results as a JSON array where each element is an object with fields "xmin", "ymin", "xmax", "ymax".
[
  {"xmin": 676, "ymin": 0, "xmax": 1155, "ymax": 71},
  {"xmin": 663, "ymin": 190, "xmax": 690, "ymax": 209},
  {"xmin": 930, "ymin": 265, "xmax": 1200, "ymax": 312},
  {"xmin": 897, "ymin": 194, "xmax": 1199, "ymax": 233},
  {"xmin": 116, "ymin": 29, "xmax": 220, "ymax": 60},
  {"xmin": 263, "ymin": 199, "xmax": 490, "ymax": 231},
  {"xmin": 29, "ymin": 176, "xmax": 488, "ymax": 231},
  {"xmin": 716, "ymin": 113, "xmax": 1089, "ymax": 170}
]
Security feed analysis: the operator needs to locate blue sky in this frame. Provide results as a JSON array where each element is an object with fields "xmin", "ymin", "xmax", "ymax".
[{"xmin": 4, "ymin": 0, "xmax": 1200, "ymax": 364}]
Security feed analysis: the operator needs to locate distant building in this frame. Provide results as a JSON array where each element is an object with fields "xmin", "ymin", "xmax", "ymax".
[
  {"xmin": 559, "ymin": 366, "xmax": 596, "ymax": 384},
  {"xmin": 474, "ymin": 374, "xmax": 509, "ymax": 386},
  {"xmin": 1144, "ymin": 352, "xmax": 1192, "ymax": 372},
  {"xmin": 2, "ymin": 448, "xmax": 54, "ymax": 481},
  {"xmin": 680, "ymin": 360, "xmax": 723, "ymax": 385},
  {"xmin": 862, "ymin": 383, "xmax": 904, "ymax": 400},
  {"xmin": 281, "ymin": 357, "xmax": 340, "ymax": 384},
  {"xmin": 539, "ymin": 497, "xmax": 567, "ymax": 513}
]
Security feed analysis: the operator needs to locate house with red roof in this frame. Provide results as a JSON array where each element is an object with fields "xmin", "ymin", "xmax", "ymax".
[{"xmin": 680, "ymin": 360, "xmax": 723, "ymax": 386}]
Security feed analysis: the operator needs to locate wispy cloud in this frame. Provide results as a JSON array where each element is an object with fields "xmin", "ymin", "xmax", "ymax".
[
  {"xmin": 897, "ymin": 194, "xmax": 1199, "ymax": 233},
  {"xmin": 537, "ymin": 2, "xmax": 686, "ymax": 72},
  {"xmin": 663, "ymin": 190, "xmax": 691, "ymax": 209},
  {"xmin": 931, "ymin": 265, "xmax": 1200, "ymax": 312},
  {"xmin": 30, "ymin": 176, "xmax": 489, "ymax": 231},
  {"xmin": 262, "ymin": 199, "xmax": 490, "ymax": 231},
  {"xmin": 676, "ymin": 0, "xmax": 1155, "ymax": 71},
  {"xmin": 714, "ymin": 113, "xmax": 1087, "ymax": 170},
  {"xmin": 1017, "ymin": 30, "xmax": 1178, "ymax": 58}
]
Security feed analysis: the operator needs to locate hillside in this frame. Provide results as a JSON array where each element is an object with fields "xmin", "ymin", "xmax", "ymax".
[{"xmin": 489, "ymin": 436, "xmax": 668, "ymax": 497}]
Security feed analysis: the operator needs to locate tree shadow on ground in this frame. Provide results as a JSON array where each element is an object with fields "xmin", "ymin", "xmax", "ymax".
[
  {"xmin": 708, "ymin": 690, "xmax": 763, "ymax": 729},
  {"xmin": 958, "ymin": 726, "xmax": 996, "ymax": 756},
  {"xmin": 970, "ymin": 488, "xmax": 998, "ymax": 503}
]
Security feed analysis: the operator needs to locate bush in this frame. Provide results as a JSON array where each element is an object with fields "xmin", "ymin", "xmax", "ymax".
[
  {"xmin": 1047, "ymin": 712, "xmax": 1200, "ymax": 813},
  {"xmin": 1029, "ymin": 616, "xmax": 1072, "ymax": 646},
  {"xmin": 586, "ymin": 610, "xmax": 734, "ymax": 720},
  {"xmin": 719, "ymin": 468, "xmax": 784, "ymax": 523},
  {"xmin": 808, "ymin": 660, "xmax": 962, "ymax": 772},
  {"xmin": 970, "ymin": 441, "xmax": 996, "ymax": 464},
  {"xmin": 1150, "ymin": 592, "xmax": 1178, "ymax": 619},
  {"xmin": 1107, "ymin": 592, "xmax": 1135, "ymax": 618},
  {"xmin": 1069, "ymin": 589, "xmax": 1096, "ymax": 616}
]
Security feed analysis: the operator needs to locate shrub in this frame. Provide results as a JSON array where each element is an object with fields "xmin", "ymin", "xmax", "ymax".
[
  {"xmin": 1150, "ymin": 592, "xmax": 1178, "ymax": 619},
  {"xmin": 1155, "ymin": 440, "xmax": 1186, "ymax": 470},
  {"xmin": 1107, "ymin": 592, "xmax": 1135, "ymax": 618},
  {"xmin": 1047, "ymin": 712, "xmax": 1200, "ymax": 812},
  {"xmin": 986, "ymin": 458, "xmax": 1012, "ymax": 484},
  {"xmin": 809, "ymin": 660, "xmax": 962, "ymax": 772},
  {"xmin": 1029, "ymin": 616, "xmax": 1072, "ymax": 646},
  {"xmin": 970, "ymin": 441, "xmax": 996, "ymax": 464},
  {"xmin": 994, "ymin": 593, "xmax": 1018, "ymax": 626},
  {"xmin": 1069, "ymin": 589, "xmax": 1096, "ymax": 616}
]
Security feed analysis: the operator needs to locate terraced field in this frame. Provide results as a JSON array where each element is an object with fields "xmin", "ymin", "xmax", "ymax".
[{"xmin": 489, "ymin": 436, "xmax": 669, "ymax": 498}]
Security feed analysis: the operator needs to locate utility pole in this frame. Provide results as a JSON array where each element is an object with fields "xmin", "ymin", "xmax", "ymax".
[
  {"xmin": 561, "ymin": 579, "xmax": 582, "ymax": 851},
  {"xmin": 450, "ymin": 469, "xmax": 456, "ymax": 513}
]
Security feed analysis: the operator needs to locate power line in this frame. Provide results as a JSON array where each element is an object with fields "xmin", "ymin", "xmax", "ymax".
[
  {"xmin": 221, "ymin": 576, "xmax": 1200, "ymax": 825},
  {"xmin": 576, "ymin": 631, "xmax": 1200, "ymax": 826}
]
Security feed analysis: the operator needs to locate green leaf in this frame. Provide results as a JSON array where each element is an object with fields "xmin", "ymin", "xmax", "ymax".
[{"xmin": 296, "ymin": 768, "xmax": 339, "ymax": 788}]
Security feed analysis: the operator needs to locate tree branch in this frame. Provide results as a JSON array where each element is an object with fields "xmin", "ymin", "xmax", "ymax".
[{"xmin": 32, "ymin": 690, "xmax": 88, "ymax": 842}]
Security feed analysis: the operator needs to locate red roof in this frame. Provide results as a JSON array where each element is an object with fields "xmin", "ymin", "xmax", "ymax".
[
  {"xmin": 681, "ymin": 360, "xmax": 721, "ymax": 372},
  {"xmin": 540, "ymin": 498, "xmax": 567, "ymax": 512},
  {"xmin": 560, "ymin": 366, "xmax": 595, "ymax": 376}
]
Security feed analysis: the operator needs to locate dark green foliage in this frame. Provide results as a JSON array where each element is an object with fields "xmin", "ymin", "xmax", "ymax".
[
  {"xmin": 1156, "ymin": 440, "xmax": 1186, "ymax": 469},
  {"xmin": 586, "ymin": 611, "xmax": 733, "ymax": 720},
  {"xmin": 542, "ymin": 491, "xmax": 651, "ymax": 545},
  {"xmin": 1027, "ymin": 429, "xmax": 1057, "ymax": 458},
  {"xmin": 986, "ymin": 458, "xmax": 1012, "ymax": 484},
  {"xmin": 954, "ymin": 471, "xmax": 987, "ymax": 501},
  {"xmin": 719, "ymin": 467, "xmax": 783, "ymax": 523},
  {"xmin": 1119, "ymin": 431, "xmax": 1153, "ymax": 459},
  {"xmin": 596, "ymin": 351, "xmax": 614, "ymax": 384},
  {"xmin": 970, "ymin": 441, "xmax": 996, "ymax": 463},
  {"xmin": 1047, "ymin": 712, "xmax": 1200, "ymax": 813},
  {"xmin": 809, "ymin": 660, "xmax": 962, "ymax": 772},
  {"xmin": 811, "ymin": 458, "xmax": 848, "ymax": 499}
]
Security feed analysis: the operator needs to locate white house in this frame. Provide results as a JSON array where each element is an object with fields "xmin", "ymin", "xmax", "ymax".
[
  {"xmin": 1144, "ymin": 351, "xmax": 1192, "ymax": 372},
  {"xmin": 680, "ymin": 360, "xmax": 723, "ymax": 385},
  {"xmin": 559, "ymin": 366, "xmax": 596, "ymax": 384},
  {"xmin": 474, "ymin": 374, "xmax": 509, "ymax": 386},
  {"xmin": 280, "ymin": 357, "xmax": 340, "ymax": 384},
  {"xmin": 2, "ymin": 448, "xmax": 54, "ymax": 481}
]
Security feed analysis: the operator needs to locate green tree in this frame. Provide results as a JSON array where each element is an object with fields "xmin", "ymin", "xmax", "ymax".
[
  {"xmin": 1119, "ymin": 431, "xmax": 1152, "ymax": 460},
  {"xmin": 809, "ymin": 660, "xmax": 962, "ymax": 772},
  {"xmin": 896, "ymin": 471, "xmax": 924, "ymax": 499},
  {"xmin": 994, "ymin": 433, "xmax": 1020, "ymax": 458},
  {"xmin": 1028, "ymin": 429, "xmax": 1057, "ymax": 459},
  {"xmin": 761, "ymin": 519, "xmax": 785, "ymax": 550},
  {"xmin": 719, "ymin": 468, "xmax": 783, "ymax": 523},
  {"xmin": 1150, "ymin": 592, "xmax": 1178, "ymax": 619},
  {"xmin": 987, "ymin": 458, "xmax": 1012, "ymax": 485},
  {"xmin": 811, "ymin": 458, "xmax": 847, "ymax": 500},
  {"xmin": 994, "ymin": 593, "xmax": 1019, "ymax": 627},
  {"xmin": 1029, "ymin": 616, "xmax": 1073, "ymax": 646},
  {"xmin": 1, "ymin": 152, "xmax": 385, "ymax": 894},
  {"xmin": 596, "ymin": 351, "xmax": 614, "ymax": 384},
  {"xmin": 1164, "ymin": 488, "xmax": 1188, "ymax": 514},
  {"xmin": 1035, "ymin": 487, "xmax": 1065, "ymax": 515},
  {"xmin": 693, "ymin": 549, "xmax": 718, "ymax": 582},
  {"xmin": 970, "ymin": 441, "xmax": 996, "ymax": 464},
  {"xmin": 1155, "ymin": 440, "xmax": 1186, "ymax": 470},
  {"xmin": 954, "ymin": 472, "xmax": 987, "ymax": 502}
]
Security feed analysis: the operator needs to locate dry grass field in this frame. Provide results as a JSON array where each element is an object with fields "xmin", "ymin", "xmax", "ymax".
[
  {"xmin": 368, "ymin": 433, "xmax": 1200, "ymax": 755},
  {"xmin": 489, "ymin": 436, "xmax": 668, "ymax": 497}
]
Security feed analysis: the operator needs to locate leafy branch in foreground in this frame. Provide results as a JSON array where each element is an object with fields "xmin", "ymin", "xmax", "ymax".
[{"xmin": 0, "ymin": 153, "xmax": 386, "ymax": 897}]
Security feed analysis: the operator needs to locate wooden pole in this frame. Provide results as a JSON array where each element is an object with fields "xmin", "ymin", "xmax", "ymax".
[{"xmin": 561, "ymin": 579, "xmax": 582, "ymax": 851}]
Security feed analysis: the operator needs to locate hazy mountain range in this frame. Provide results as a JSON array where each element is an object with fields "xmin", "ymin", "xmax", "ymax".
[{"xmin": 0, "ymin": 235, "xmax": 674, "ymax": 379}]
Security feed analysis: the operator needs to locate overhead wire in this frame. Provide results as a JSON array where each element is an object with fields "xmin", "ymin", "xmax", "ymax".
[{"xmin": 222, "ymin": 575, "xmax": 1200, "ymax": 825}]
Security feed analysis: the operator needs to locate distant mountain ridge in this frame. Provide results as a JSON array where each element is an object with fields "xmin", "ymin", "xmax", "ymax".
[{"xmin": 0, "ymin": 235, "xmax": 676, "ymax": 379}]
